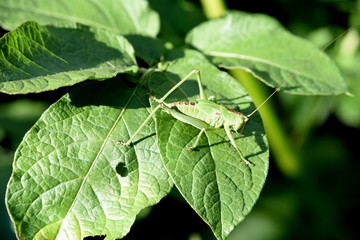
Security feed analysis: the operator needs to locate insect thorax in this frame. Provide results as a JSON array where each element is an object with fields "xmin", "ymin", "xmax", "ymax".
[
  {"xmin": 219, "ymin": 105, "xmax": 248, "ymax": 131},
  {"xmin": 169, "ymin": 101, "xmax": 247, "ymax": 130}
]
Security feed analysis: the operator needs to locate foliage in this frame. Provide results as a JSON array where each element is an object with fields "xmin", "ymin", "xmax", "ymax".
[{"xmin": 0, "ymin": 0, "xmax": 357, "ymax": 239}]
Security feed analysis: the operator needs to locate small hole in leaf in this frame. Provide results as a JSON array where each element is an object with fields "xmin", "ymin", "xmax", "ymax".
[
  {"xmin": 83, "ymin": 234, "xmax": 106, "ymax": 240},
  {"xmin": 116, "ymin": 162, "xmax": 128, "ymax": 177}
]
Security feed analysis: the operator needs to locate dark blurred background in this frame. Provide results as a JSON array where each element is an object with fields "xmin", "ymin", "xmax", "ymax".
[{"xmin": 1, "ymin": 0, "xmax": 359, "ymax": 239}]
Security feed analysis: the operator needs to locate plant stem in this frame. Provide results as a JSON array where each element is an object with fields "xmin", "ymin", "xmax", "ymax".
[
  {"xmin": 230, "ymin": 70, "xmax": 300, "ymax": 177},
  {"xmin": 199, "ymin": 0, "xmax": 226, "ymax": 18}
]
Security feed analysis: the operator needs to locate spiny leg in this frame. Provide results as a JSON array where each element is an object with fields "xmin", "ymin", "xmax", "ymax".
[
  {"xmin": 118, "ymin": 69, "xmax": 204, "ymax": 146},
  {"xmin": 195, "ymin": 69, "xmax": 207, "ymax": 100},
  {"xmin": 224, "ymin": 124, "xmax": 252, "ymax": 165},
  {"xmin": 159, "ymin": 69, "xmax": 205, "ymax": 101},
  {"xmin": 118, "ymin": 104, "xmax": 162, "ymax": 146}
]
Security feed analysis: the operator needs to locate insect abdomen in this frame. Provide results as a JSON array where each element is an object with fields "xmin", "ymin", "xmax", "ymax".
[
  {"xmin": 169, "ymin": 102, "xmax": 224, "ymax": 128},
  {"xmin": 169, "ymin": 102, "xmax": 206, "ymax": 120}
]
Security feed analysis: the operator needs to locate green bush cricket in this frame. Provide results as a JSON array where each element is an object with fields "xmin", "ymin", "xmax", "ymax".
[{"xmin": 118, "ymin": 29, "xmax": 350, "ymax": 166}]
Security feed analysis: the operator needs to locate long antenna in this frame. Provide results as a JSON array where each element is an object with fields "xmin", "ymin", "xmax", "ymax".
[{"xmin": 247, "ymin": 27, "xmax": 352, "ymax": 118}]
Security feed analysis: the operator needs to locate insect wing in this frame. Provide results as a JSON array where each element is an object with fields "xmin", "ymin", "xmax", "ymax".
[
  {"xmin": 163, "ymin": 107, "xmax": 209, "ymax": 129},
  {"xmin": 196, "ymin": 99, "xmax": 222, "ymax": 115}
]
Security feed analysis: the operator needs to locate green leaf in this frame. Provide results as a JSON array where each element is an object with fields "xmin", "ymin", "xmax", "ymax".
[
  {"xmin": 0, "ymin": 21, "xmax": 137, "ymax": 94},
  {"xmin": 124, "ymin": 35, "xmax": 166, "ymax": 65},
  {"xmin": 6, "ymin": 77, "xmax": 173, "ymax": 239},
  {"xmin": 152, "ymin": 49, "xmax": 269, "ymax": 240},
  {"xmin": 186, "ymin": 11, "xmax": 347, "ymax": 95},
  {"xmin": 0, "ymin": 0, "xmax": 159, "ymax": 36},
  {"xmin": 148, "ymin": 0, "xmax": 205, "ymax": 40}
]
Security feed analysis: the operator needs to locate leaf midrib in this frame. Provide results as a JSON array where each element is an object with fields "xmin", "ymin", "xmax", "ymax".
[
  {"xmin": 205, "ymin": 51, "xmax": 293, "ymax": 72},
  {"xmin": 56, "ymin": 76, "xmax": 147, "ymax": 237},
  {"xmin": 205, "ymin": 131, "xmax": 226, "ymax": 240}
]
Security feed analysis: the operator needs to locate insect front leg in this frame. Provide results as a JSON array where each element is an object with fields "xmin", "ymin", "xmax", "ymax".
[
  {"xmin": 117, "ymin": 104, "xmax": 163, "ymax": 146},
  {"xmin": 158, "ymin": 68, "xmax": 209, "ymax": 101},
  {"xmin": 224, "ymin": 124, "xmax": 252, "ymax": 165},
  {"xmin": 159, "ymin": 69, "xmax": 205, "ymax": 101},
  {"xmin": 118, "ymin": 69, "xmax": 201, "ymax": 146},
  {"xmin": 186, "ymin": 128, "xmax": 206, "ymax": 150}
]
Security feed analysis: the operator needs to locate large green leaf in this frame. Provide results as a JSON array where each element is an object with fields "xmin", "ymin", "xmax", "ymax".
[
  {"xmin": 151, "ymin": 49, "xmax": 269, "ymax": 240},
  {"xmin": 6, "ymin": 77, "xmax": 173, "ymax": 239},
  {"xmin": 0, "ymin": 0, "xmax": 159, "ymax": 36},
  {"xmin": 186, "ymin": 12, "xmax": 347, "ymax": 95},
  {"xmin": 0, "ymin": 21, "xmax": 137, "ymax": 94}
]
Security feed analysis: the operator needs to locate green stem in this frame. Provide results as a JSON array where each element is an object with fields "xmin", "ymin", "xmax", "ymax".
[
  {"xmin": 200, "ymin": 0, "xmax": 226, "ymax": 18},
  {"xmin": 199, "ymin": 0, "xmax": 300, "ymax": 177}
]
